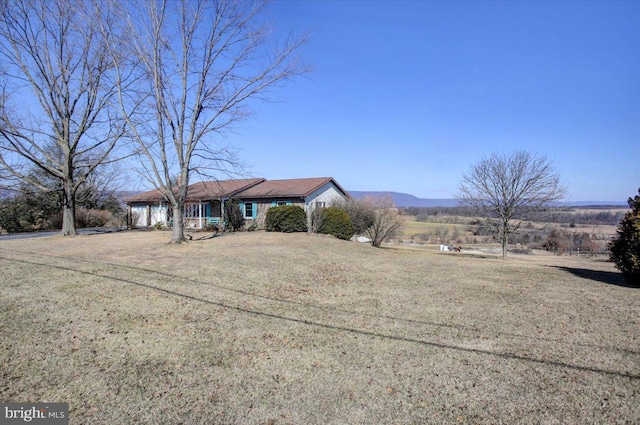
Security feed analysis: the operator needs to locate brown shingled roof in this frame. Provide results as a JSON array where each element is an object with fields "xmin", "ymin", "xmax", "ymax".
[
  {"xmin": 124, "ymin": 188, "xmax": 165, "ymax": 204},
  {"xmin": 187, "ymin": 179, "xmax": 266, "ymax": 200},
  {"xmin": 236, "ymin": 177, "xmax": 349, "ymax": 199},
  {"xmin": 124, "ymin": 178, "xmax": 265, "ymax": 203}
]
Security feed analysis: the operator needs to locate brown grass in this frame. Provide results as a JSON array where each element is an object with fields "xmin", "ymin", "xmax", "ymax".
[{"xmin": 1, "ymin": 231, "xmax": 638, "ymax": 424}]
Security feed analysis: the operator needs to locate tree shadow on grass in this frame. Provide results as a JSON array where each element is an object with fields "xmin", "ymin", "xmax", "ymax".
[{"xmin": 554, "ymin": 266, "xmax": 639, "ymax": 288}]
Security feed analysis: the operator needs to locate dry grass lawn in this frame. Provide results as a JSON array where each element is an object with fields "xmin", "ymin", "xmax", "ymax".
[{"xmin": 1, "ymin": 231, "xmax": 638, "ymax": 424}]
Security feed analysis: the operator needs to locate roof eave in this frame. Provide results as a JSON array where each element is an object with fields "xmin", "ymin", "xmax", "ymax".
[{"xmin": 303, "ymin": 177, "xmax": 351, "ymax": 198}]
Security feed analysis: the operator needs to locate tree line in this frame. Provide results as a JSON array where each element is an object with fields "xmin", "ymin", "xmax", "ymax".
[{"xmin": 0, "ymin": 168, "xmax": 123, "ymax": 233}]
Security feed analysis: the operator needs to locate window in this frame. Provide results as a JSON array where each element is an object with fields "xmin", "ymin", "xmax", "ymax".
[
  {"xmin": 184, "ymin": 203, "xmax": 201, "ymax": 218},
  {"xmin": 244, "ymin": 202, "xmax": 253, "ymax": 219},
  {"xmin": 271, "ymin": 200, "xmax": 292, "ymax": 207},
  {"xmin": 315, "ymin": 201, "xmax": 326, "ymax": 209}
]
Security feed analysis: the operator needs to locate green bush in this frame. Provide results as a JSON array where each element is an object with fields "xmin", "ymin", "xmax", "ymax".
[
  {"xmin": 0, "ymin": 190, "xmax": 60, "ymax": 232},
  {"xmin": 319, "ymin": 207, "xmax": 353, "ymax": 240},
  {"xmin": 0, "ymin": 198, "xmax": 27, "ymax": 233},
  {"xmin": 609, "ymin": 188, "xmax": 640, "ymax": 286},
  {"xmin": 224, "ymin": 199, "xmax": 244, "ymax": 232},
  {"xmin": 265, "ymin": 205, "xmax": 307, "ymax": 233}
]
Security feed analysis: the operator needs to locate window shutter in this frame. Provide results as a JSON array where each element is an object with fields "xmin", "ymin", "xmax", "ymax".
[
  {"xmin": 271, "ymin": 201, "xmax": 277, "ymax": 207},
  {"xmin": 252, "ymin": 202, "xmax": 257, "ymax": 219},
  {"xmin": 240, "ymin": 203, "xmax": 245, "ymax": 216},
  {"xmin": 286, "ymin": 201, "xmax": 292, "ymax": 206}
]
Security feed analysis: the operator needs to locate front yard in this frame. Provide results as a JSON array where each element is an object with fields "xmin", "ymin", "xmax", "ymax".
[{"xmin": 1, "ymin": 231, "xmax": 638, "ymax": 423}]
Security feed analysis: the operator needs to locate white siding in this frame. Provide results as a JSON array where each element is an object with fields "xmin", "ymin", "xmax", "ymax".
[
  {"xmin": 305, "ymin": 182, "xmax": 349, "ymax": 212},
  {"xmin": 131, "ymin": 206, "xmax": 148, "ymax": 227},
  {"xmin": 150, "ymin": 205, "xmax": 168, "ymax": 226}
]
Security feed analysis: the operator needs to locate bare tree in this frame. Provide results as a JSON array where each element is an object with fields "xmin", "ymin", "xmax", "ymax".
[
  {"xmin": 0, "ymin": 0, "xmax": 126, "ymax": 236},
  {"xmin": 333, "ymin": 197, "xmax": 375, "ymax": 237},
  {"xmin": 363, "ymin": 195, "xmax": 403, "ymax": 248},
  {"xmin": 109, "ymin": 0, "xmax": 308, "ymax": 243},
  {"xmin": 308, "ymin": 205, "xmax": 326, "ymax": 234},
  {"xmin": 457, "ymin": 150, "xmax": 566, "ymax": 258}
]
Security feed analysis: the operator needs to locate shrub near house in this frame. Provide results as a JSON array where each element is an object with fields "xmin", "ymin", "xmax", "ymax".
[
  {"xmin": 265, "ymin": 205, "xmax": 307, "ymax": 233},
  {"xmin": 224, "ymin": 200, "xmax": 245, "ymax": 232},
  {"xmin": 319, "ymin": 207, "xmax": 354, "ymax": 240}
]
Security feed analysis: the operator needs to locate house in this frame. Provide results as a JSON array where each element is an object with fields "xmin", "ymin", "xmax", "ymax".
[
  {"xmin": 124, "ymin": 177, "xmax": 350, "ymax": 230},
  {"xmin": 124, "ymin": 178, "xmax": 265, "ymax": 229},
  {"xmin": 233, "ymin": 177, "xmax": 350, "ymax": 226}
]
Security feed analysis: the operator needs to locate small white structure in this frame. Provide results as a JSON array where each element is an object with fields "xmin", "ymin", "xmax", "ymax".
[{"xmin": 439, "ymin": 244, "xmax": 450, "ymax": 251}]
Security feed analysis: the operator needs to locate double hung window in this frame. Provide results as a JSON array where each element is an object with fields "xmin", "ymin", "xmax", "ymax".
[{"xmin": 244, "ymin": 202, "xmax": 254, "ymax": 219}]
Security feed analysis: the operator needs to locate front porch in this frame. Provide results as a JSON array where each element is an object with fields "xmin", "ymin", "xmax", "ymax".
[
  {"xmin": 128, "ymin": 200, "xmax": 229, "ymax": 230},
  {"xmin": 177, "ymin": 201, "xmax": 225, "ymax": 230}
]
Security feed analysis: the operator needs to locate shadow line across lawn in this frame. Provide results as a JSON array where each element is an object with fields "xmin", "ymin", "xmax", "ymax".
[
  {"xmin": 553, "ymin": 266, "xmax": 638, "ymax": 288},
  {"xmin": 2, "ymin": 254, "xmax": 639, "ymax": 381}
]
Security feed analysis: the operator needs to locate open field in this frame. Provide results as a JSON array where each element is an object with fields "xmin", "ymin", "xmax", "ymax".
[
  {"xmin": 1, "ymin": 231, "xmax": 639, "ymax": 424},
  {"xmin": 400, "ymin": 219, "xmax": 468, "ymax": 238},
  {"xmin": 399, "ymin": 213, "xmax": 619, "ymax": 253}
]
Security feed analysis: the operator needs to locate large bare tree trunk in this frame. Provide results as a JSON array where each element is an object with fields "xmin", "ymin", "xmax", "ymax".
[
  {"xmin": 171, "ymin": 205, "xmax": 185, "ymax": 244},
  {"xmin": 61, "ymin": 176, "xmax": 77, "ymax": 236},
  {"xmin": 59, "ymin": 151, "xmax": 78, "ymax": 235}
]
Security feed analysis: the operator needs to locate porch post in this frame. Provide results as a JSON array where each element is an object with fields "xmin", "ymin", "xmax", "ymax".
[{"xmin": 221, "ymin": 199, "xmax": 225, "ymax": 230}]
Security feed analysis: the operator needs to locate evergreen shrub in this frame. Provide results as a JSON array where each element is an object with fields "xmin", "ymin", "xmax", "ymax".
[
  {"xmin": 225, "ymin": 199, "xmax": 245, "ymax": 232},
  {"xmin": 319, "ymin": 207, "xmax": 354, "ymax": 240},
  {"xmin": 609, "ymin": 188, "xmax": 640, "ymax": 286},
  {"xmin": 265, "ymin": 205, "xmax": 307, "ymax": 233}
]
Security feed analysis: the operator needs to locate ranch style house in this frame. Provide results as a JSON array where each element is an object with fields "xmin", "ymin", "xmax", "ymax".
[{"xmin": 124, "ymin": 177, "xmax": 350, "ymax": 230}]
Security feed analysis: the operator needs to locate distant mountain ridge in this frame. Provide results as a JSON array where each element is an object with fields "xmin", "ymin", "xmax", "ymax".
[
  {"xmin": 348, "ymin": 191, "xmax": 459, "ymax": 207},
  {"xmin": 348, "ymin": 191, "xmax": 627, "ymax": 208}
]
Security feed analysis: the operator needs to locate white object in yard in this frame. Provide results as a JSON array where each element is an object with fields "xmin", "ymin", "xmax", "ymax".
[
  {"xmin": 356, "ymin": 236, "xmax": 372, "ymax": 243},
  {"xmin": 440, "ymin": 244, "xmax": 449, "ymax": 251}
]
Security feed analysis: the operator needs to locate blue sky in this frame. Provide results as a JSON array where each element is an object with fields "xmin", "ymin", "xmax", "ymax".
[{"xmin": 224, "ymin": 0, "xmax": 639, "ymax": 202}]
